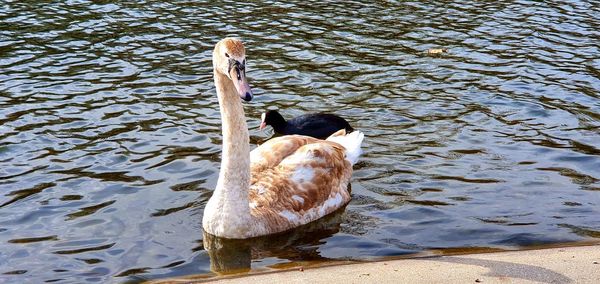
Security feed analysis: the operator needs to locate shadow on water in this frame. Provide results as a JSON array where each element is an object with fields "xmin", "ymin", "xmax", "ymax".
[
  {"xmin": 124, "ymin": 209, "xmax": 348, "ymax": 283},
  {"xmin": 202, "ymin": 208, "xmax": 346, "ymax": 275}
]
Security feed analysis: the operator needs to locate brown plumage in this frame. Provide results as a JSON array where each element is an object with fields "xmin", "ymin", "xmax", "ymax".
[
  {"xmin": 202, "ymin": 38, "xmax": 364, "ymax": 239},
  {"xmin": 247, "ymin": 134, "xmax": 353, "ymax": 233},
  {"xmin": 222, "ymin": 38, "xmax": 245, "ymax": 57}
]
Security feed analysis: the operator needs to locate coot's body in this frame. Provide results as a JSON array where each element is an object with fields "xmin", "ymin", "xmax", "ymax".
[{"xmin": 260, "ymin": 110, "xmax": 354, "ymax": 139}]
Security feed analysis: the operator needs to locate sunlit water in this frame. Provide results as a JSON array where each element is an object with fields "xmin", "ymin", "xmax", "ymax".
[{"xmin": 1, "ymin": 0, "xmax": 600, "ymax": 282}]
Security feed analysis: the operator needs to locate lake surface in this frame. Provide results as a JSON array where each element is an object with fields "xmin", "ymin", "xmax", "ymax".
[{"xmin": 1, "ymin": 0, "xmax": 600, "ymax": 282}]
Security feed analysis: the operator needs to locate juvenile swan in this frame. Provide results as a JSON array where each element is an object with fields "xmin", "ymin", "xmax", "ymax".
[{"xmin": 202, "ymin": 38, "xmax": 364, "ymax": 239}]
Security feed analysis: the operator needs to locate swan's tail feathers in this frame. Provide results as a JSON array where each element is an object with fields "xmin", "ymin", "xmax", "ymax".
[{"xmin": 327, "ymin": 130, "xmax": 364, "ymax": 165}]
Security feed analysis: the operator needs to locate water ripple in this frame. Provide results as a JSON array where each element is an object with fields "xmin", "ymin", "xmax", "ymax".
[{"xmin": 1, "ymin": 0, "xmax": 599, "ymax": 282}]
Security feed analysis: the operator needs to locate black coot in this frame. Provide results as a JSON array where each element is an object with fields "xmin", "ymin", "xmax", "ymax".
[{"xmin": 259, "ymin": 110, "xmax": 354, "ymax": 139}]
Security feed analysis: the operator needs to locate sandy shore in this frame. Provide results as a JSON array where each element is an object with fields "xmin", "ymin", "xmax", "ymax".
[{"xmin": 153, "ymin": 244, "xmax": 600, "ymax": 283}]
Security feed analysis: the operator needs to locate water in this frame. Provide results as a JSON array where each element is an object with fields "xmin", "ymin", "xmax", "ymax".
[{"xmin": 1, "ymin": 0, "xmax": 600, "ymax": 282}]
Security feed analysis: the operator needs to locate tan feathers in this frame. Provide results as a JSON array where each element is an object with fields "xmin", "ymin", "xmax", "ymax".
[
  {"xmin": 203, "ymin": 38, "xmax": 362, "ymax": 239},
  {"xmin": 248, "ymin": 135, "xmax": 353, "ymax": 234},
  {"xmin": 221, "ymin": 38, "xmax": 245, "ymax": 58}
]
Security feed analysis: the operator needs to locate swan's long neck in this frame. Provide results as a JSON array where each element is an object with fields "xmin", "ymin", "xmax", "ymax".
[{"xmin": 213, "ymin": 70, "xmax": 251, "ymax": 217}]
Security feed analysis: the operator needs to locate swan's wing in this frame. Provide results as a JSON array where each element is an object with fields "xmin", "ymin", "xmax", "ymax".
[
  {"xmin": 250, "ymin": 135, "xmax": 319, "ymax": 175},
  {"xmin": 248, "ymin": 140, "xmax": 353, "ymax": 233}
]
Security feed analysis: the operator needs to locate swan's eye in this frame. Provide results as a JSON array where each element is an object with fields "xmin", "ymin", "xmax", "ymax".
[{"xmin": 225, "ymin": 53, "xmax": 230, "ymax": 58}]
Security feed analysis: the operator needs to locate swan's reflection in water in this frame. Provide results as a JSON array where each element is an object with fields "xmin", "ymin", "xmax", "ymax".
[{"xmin": 203, "ymin": 208, "xmax": 346, "ymax": 275}]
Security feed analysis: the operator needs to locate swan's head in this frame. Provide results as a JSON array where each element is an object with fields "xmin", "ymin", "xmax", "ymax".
[{"xmin": 213, "ymin": 38, "xmax": 253, "ymax": 102}]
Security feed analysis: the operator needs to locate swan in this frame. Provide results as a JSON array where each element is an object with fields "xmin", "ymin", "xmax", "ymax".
[
  {"xmin": 260, "ymin": 110, "xmax": 354, "ymax": 139},
  {"xmin": 202, "ymin": 38, "xmax": 364, "ymax": 239}
]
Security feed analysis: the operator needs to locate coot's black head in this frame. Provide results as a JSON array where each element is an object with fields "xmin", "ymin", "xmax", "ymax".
[{"xmin": 260, "ymin": 110, "xmax": 286, "ymax": 131}]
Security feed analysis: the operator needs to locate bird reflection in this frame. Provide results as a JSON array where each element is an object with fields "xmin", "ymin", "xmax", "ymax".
[{"xmin": 202, "ymin": 207, "xmax": 346, "ymax": 275}]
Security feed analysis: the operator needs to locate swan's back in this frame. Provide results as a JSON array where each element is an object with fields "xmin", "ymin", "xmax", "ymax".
[{"xmin": 247, "ymin": 133, "xmax": 361, "ymax": 235}]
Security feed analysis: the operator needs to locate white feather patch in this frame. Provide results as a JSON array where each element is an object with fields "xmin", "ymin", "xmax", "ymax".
[
  {"xmin": 291, "ymin": 166, "xmax": 314, "ymax": 183},
  {"xmin": 318, "ymin": 193, "xmax": 344, "ymax": 216},
  {"xmin": 250, "ymin": 148, "xmax": 264, "ymax": 164},
  {"xmin": 326, "ymin": 131, "xmax": 364, "ymax": 165},
  {"xmin": 255, "ymin": 185, "xmax": 266, "ymax": 195},
  {"xmin": 291, "ymin": 195, "xmax": 304, "ymax": 204},
  {"xmin": 278, "ymin": 210, "xmax": 299, "ymax": 222}
]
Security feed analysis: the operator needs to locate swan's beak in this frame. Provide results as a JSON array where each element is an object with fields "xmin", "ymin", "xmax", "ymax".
[
  {"xmin": 259, "ymin": 113, "xmax": 266, "ymax": 130},
  {"xmin": 230, "ymin": 67, "xmax": 253, "ymax": 102}
]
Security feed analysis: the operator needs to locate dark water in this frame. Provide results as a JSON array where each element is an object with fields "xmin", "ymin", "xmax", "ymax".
[{"xmin": 1, "ymin": 0, "xmax": 600, "ymax": 282}]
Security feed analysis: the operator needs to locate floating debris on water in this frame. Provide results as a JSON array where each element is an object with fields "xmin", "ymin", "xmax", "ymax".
[{"xmin": 427, "ymin": 48, "xmax": 448, "ymax": 55}]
